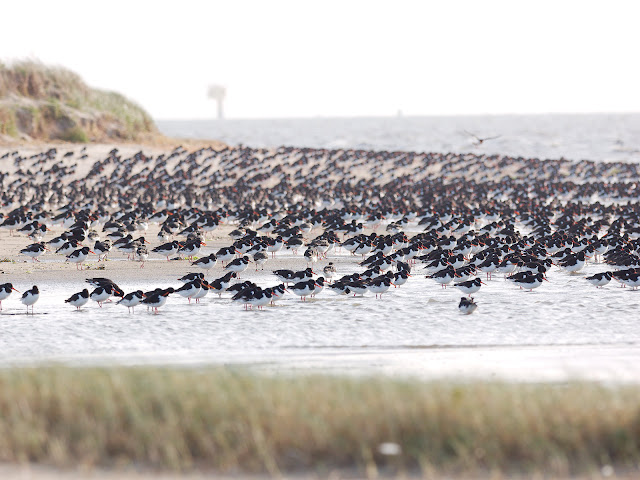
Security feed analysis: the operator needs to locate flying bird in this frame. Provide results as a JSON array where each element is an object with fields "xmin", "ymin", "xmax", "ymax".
[{"xmin": 464, "ymin": 130, "xmax": 501, "ymax": 146}]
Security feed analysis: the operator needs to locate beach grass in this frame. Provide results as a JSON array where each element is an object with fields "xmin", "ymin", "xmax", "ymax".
[
  {"xmin": 0, "ymin": 60, "xmax": 156, "ymax": 141},
  {"xmin": 0, "ymin": 366, "xmax": 638, "ymax": 476}
]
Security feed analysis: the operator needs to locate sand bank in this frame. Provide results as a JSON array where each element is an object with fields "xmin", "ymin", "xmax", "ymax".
[{"xmin": 1, "ymin": 463, "xmax": 633, "ymax": 480}]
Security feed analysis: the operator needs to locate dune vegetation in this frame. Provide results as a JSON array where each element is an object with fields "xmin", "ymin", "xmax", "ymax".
[
  {"xmin": 0, "ymin": 60, "xmax": 157, "ymax": 143},
  {"xmin": 0, "ymin": 366, "xmax": 638, "ymax": 477}
]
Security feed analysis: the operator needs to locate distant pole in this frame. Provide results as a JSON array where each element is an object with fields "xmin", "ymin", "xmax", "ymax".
[{"xmin": 208, "ymin": 85, "xmax": 226, "ymax": 119}]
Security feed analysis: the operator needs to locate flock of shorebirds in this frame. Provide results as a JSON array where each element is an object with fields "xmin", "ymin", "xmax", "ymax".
[{"xmin": 1, "ymin": 144, "xmax": 640, "ymax": 315}]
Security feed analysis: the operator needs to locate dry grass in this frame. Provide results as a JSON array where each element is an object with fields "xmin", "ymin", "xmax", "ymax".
[
  {"xmin": 0, "ymin": 60, "xmax": 157, "ymax": 142},
  {"xmin": 0, "ymin": 367, "xmax": 638, "ymax": 477}
]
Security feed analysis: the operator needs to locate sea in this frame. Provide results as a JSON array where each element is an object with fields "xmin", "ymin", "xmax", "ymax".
[
  {"xmin": 157, "ymin": 113, "xmax": 640, "ymax": 163},
  {"xmin": 2, "ymin": 114, "xmax": 640, "ymax": 382}
]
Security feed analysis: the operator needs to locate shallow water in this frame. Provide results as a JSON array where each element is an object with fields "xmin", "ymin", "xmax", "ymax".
[
  {"xmin": 2, "ymin": 244, "xmax": 639, "ymax": 382},
  {"xmin": 158, "ymin": 113, "xmax": 640, "ymax": 162}
]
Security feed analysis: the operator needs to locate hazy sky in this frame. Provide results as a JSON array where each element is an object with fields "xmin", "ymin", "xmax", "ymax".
[{"xmin": 2, "ymin": 1, "xmax": 639, "ymax": 120}]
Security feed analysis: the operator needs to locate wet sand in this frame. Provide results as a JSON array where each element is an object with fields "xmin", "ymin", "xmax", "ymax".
[{"xmin": 1, "ymin": 464, "xmax": 633, "ymax": 480}]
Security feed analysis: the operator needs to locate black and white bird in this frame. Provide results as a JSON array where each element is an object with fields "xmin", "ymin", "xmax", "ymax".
[
  {"xmin": 175, "ymin": 279, "xmax": 202, "ymax": 303},
  {"xmin": 89, "ymin": 286, "xmax": 112, "ymax": 307},
  {"xmin": 368, "ymin": 275, "xmax": 393, "ymax": 299},
  {"xmin": 66, "ymin": 246, "xmax": 93, "ymax": 270},
  {"xmin": 558, "ymin": 251, "xmax": 586, "ymax": 273},
  {"xmin": 86, "ymin": 278, "xmax": 125, "ymax": 298},
  {"xmin": 142, "ymin": 287, "xmax": 174, "ymax": 313},
  {"xmin": 21, "ymin": 285, "xmax": 39, "ymax": 313},
  {"xmin": 216, "ymin": 246, "xmax": 236, "ymax": 266},
  {"xmin": 458, "ymin": 296, "xmax": 478, "ymax": 314},
  {"xmin": 191, "ymin": 280, "xmax": 211, "ymax": 303},
  {"xmin": 454, "ymin": 277, "xmax": 483, "ymax": 296},
  {"xmin": 56, "ymin": 240, "xmax": 79, "ymax": 256},
  {"xmin": 191, "ymin": 253, "xmax": 217, "ymax": 271},
  {"xmin": 427, "ymin": 266, "xmax": 456, "ymax": 288},
  {"xmin": 136, "ymin": 245, "xmax": 149, "ymax": 268},
  {"xmin": 289, "ymin": 279, "xmax": 317, "ymax": 301},
  {"xmin": 116, "ymin": 290, "xmax": 145, "ymax": 313},
  {"xmin": 179, "ymin": 240, "xmax": 204, "ymax": 260},
  {"xmin": 65, "ymin": 288, "xmax": 90, "ymax": 310},
  {"xmin": 93, "ymin": 240, "xmax": 112, "ymax": 261},
  {"xmin": 393, "ymin": 270, "xmax": 411, "ymax": 286},
  {"xmin": 508, "ymin": 272, "xmax": 547, "ymax": 291},
  {"xmin": 208, "ymin": 272, "xmax": 238, "ymax": 297},
  {"xmin": 20, "ymin": 242, "xmax": 48, "ymax": 262},
  {"xmin": 253, "ymin": 252, "xmax": 268, "ymax": 270},
  {"xmin": 585, "ymin": 271, "xmax": 613, "ymax": 288},
  {"xmin": 0, "ymin": 283, "xmax": 19, "ymax": 310},
  {"xmin": 323, "ymin": 262, "xmax": 337, "ymax": 279},
  {"xmin": 247, "ymin": 287, "xmax": 273, "ymax": 309},
  {"xmin": 178, "ymin": 272, "xmax": 205, "ymax": 283},
  {"xmin": 152, "ymin": 240, "xmax": 181, "ymax": 260},
  {"xmin": 224, "ymin": 256, "xmax": 249, "ymax": 275}
]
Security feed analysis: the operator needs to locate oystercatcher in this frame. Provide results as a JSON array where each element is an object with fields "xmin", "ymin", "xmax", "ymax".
[
  {"xmin": 20, "ymin": 242, "xmax": 48, "ymax": 262},
  {"xmin": 136, "ymin": 245, "xmax": 149, "ymax": 268},
  {"xmin": 179, "ymin": 272, "xmax": 205, "ymax": 283},
  {"xmin": 427, "ymin": 266, "xmax": 457, "ymax": 288},
  {"xmin": 289, "ymin": 279, "xmax": 316, "ymax": 301},
  {"xmin": 585, "ymin": 271, "xmax": 613, "ymax": 288},
  {"xmin": 454, "ymin": 277, "xmax": 483, "ymax": 296},
  {"xmin": 85, "ymin": 278, "xmax": 125, "ymax": 297},
  {"xmin": 266, "ymin": 236, "xmax": 284, "ymax": 257},
  {"xmin": 558, "ymin": 251, "xmax": 586, "ymax": 273},
  {"xmin": 191, "ymin": 253, "xmax": 217, "ymax": 271},
  {"xmin": 247, "ymin": 288, "xmax": 273, "ymax": 309},
  {"xmin": 21, "ymin": 285, "xmax": 39, "ymax": 314},
  {"xmin": 56, "ymin": 240, "xmax": 79, "ymax": 256},
  {"xmin": 116, "ymin": 290, "xmax": 145, "ymax": 312},
  {"xmin": 175, "ymin": 279, "xmax": 202, "ymax": 303},
  {"xmin": 458, "ymin": 296, "xmax": 478, "ymax": 314},
  {"xmin": 368, "ymin": 275, "xmax": 393, "ymax": 299},
  {"xmin": 66, "ymin": 246, "xmax": 93, "ymax": 270},
  {"xmin": 89, "ymin": 286, "xmax": 113, "ymax": 307},
  {"xmin": 142, "ymin": 287, "xmax": 174, "ymax": 313},
  {"xmin": 509, "ymin": 272, "xmax": 547, "ymax": 291},
  {"xmin": 477, "ymin": 255, "xmax": 500, "ymax": 280},
  {"xmin": 152, "ymin": 240, "xmax": 181, "ymax": 260},
  {"xmin": 65, "ymin": 288, "xmax": 89, "ymax": 310},
  {"xmin": 192, "ymin": 280, "xmax": 211, "ymax": 303},
  {"xmin": 345, "ymin": 280, "xmax": 369, "ymax": 296},
  {"xmin": 179, "ymin": 240, "xmax": 205, "ymax": 260},
  {"xmin": 209, "ymin": 272, "xmax": 238, "ymax": 297},
  {"xmin": 93, "ymin": 240, "xmax": 112, "ymax": 261},
  {"xmin": 253, "ymin": 252, "xmax": 268, "ymax": 270},
  {"xmin": 323, "ymin": 262, "xmax": 336, "ymax": 279},
  {"xmin": 393, "ymin": 270, "xmax": 411, "ymax": 286},
  {"xmin": 225, "ymin": 256, "xmax": 250, "ymax": 275},
  {"xmin": 0, "ymin": 283, "xmax": 19, "ymax": 310},
  {"xmin": 216, "ymin": 246, "xmax": 236, "ymax": 265}
]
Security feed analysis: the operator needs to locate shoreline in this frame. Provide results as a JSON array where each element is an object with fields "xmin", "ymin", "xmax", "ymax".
[
  {"xmin": 1, "ymin": 463, "xmax": 636, "ymax": 480},
  {"xmin": 0, "ymin": 144, "xmax": 639, "ymax": 381}
]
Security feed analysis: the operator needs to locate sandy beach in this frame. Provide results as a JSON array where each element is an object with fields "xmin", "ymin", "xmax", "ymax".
[
  {"xmin": 1, "ymin": 463, "xmax": 635, "ymax": 480},
  {"xmin": 0, "ymin": 143, "xmax": 326, "ymax": 283}
]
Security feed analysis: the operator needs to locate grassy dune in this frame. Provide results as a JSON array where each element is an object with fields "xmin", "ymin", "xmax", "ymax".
[
  {"xmin": 0, "ymin": 367, "xmax": 638, "ymax": 476},
  {"xmin": 0, "ymin": 60, "xmax": 157, "ymax": 142}
]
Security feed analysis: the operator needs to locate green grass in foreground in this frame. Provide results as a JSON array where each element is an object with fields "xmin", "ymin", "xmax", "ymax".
[{"xmin": 0, "ymin": 367, "xmax": 639, "ymax": 476}]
